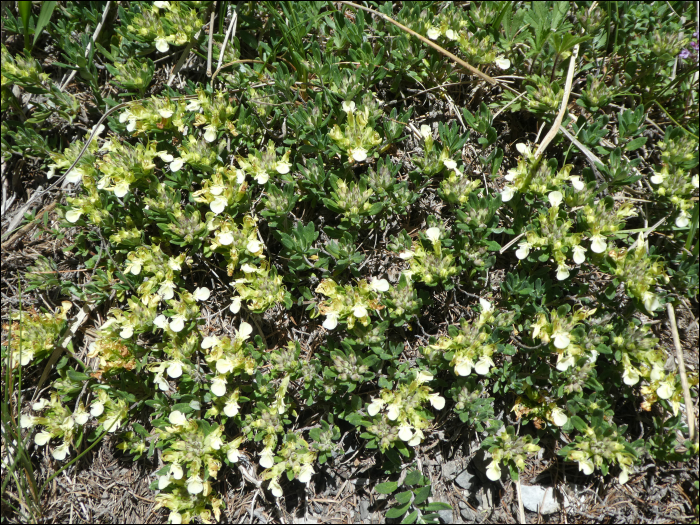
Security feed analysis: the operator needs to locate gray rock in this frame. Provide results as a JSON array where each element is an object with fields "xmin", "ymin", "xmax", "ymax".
[
  {"xmin": 454, "ymin": 469, "xmax": 476, "ymax": 491},
  {"xmin": 519, "ymin": 484, "xmax": 560, "ymax": 515},
  {"xmin": 460, "ymin": 505, "xmax": 476, "ymax": 521},
  {"xmin": 442, "ymin": 460, "xmax": 460, "ymax": 479},
  {"xmin": 437, "ymin": 508, "xmax": 454, "ymax": 523},
  {"xmin": 359, "ymin": 499, "xmax": 371, "ymax": 520}
]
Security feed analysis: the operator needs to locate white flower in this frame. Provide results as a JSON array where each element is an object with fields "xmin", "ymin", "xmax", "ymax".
[
  {"xmin": 158, "ymin": 280, "xmax": 176, "ymax": 300},
  {"xmin": 408, "ymin": 429, "xmax": 424, "ymax": 447},
  {"xmin": 622, "ymin": 367, "xmax": 640, "ymax": 386},
  {"xmin": 256, "ymin": 171, "xmax": 270, "ymax": 184},
  {"xmin": 203, "ymin": 125, "xmax": 217, "ymax": 142},
  {"xmin": 154, "ymin": 315, "xmax": 168, "ymax": 329},
  {"xmin": 155, "ymin": 37, "xmax": 169, "ymax": 53},
  {"xmin": 548, "ymin": 190, "xmax": 563, "ymax": 208},
  {"xmin": 167, "ymin": 361, "xmax": 183, "ymax": 378},
  {"xmin": 32, "ymin": 398, "xmax": 49, "ymax": 411},
  {"xmin": 298, "ymin": 464, "xmax": 315, "ymax": 483},
  {"xmin": 259, "ymin": 448, "xmax": 275, "ymax": 469},
  {"xmin": 169, "ymin": 512, "xmax": 183, "ymax": 525},
  {"xmin": 643, "ymin": 291, "xmax": 660, "ymax": 313},
  {"xmin": 426, "ymin": 27, "xmax": 440, "ymax": 40},
  {"xmin": 227, "ymin": 447, "xmax": 241, "ymax": 463},
  {"xmin": 570, "ymin": 176, "xmax": 585, "ymax": 191},
  {"xmin": 551, "ymin": 407, "xmax": 568, "ymax": 426},
  {"xmin": 367, "ymin": 398, "xmax": 385, "ymax": 417},
  {"xmin": 486, "ymin": 461, "xmax": 501, "ymax": 481},
  {"xmin": 66, "ymin": 208, "xmax": 83, "ymax": 223},
  {"xmin": 230, "ymin": 297, "xmax": 241, "ymax": 313},
  {"xmin": 185, "ymin": 99, "xmax": 200, "ymax": 111},
  {"xmin": 126, "ymin": 118, "xmax": 137, "ymax": 132},
  {"xmin": 168, "ymin": 411, "xmax": 187, "ymax": 426},
  {"xmin": 269, "ymin": 479, "xmax": 284, "ymax": 498},
  {"xmin": 572, "ymin": 245, "xmax": 587, "ymax": 265},
  {"xmin": 398, "ymin": 425, "xmax": 414, "ymax": 441},
  {"xmin": 618, "ymin": 468, "xmax": 630, "ymax": 485},
  {"xmin": 218, "ymin": 230, "xmax": 234, "ymax": 244},
  {"xmin": 501, "ymin": 186, "xmax": 516, "ymax": 202},
  {"xmin": 119, "ymin": 325, "xmax": 133, "ymax": 339},
  {"xmin": 236, "ymin": 169, "xmax": 246, "ymax": 183},
  {"xmin": 216, "ymin": 357, "xmax": 234, "ymax": 374},
  {"xmin": 202, "ymin": 336, "xmax": 220, "ymax": 349},
  {"xmin": 154, "ymin": 1, "xmax": 170, "ymax": 9},
  {"xmin": 386, "ymin": 403, "xmax": 400, "ymax": 421},
  {"xmin": 169, "ymin": 315, "xmax": 186, "ymax": 333},
  {"xmin": 20, "ymin": 415, "xmax": 36, "ymax": 428},
  {"xmin": 103, "ymin": 413, "xmax": 122, "ymax": 432},
  {"xmin": 351, "ymin": 147, "xmax": 368, "ymax": 162},
  {"xmin": 119, "ymin": 111, "xmax": 131, "ymax": 124},
  {"xmin": 656, "ymin": 381, "xmax": 674, "ymax": 400},
  {"xmin": 158, "ymin": 108, "xmax": 174, "ymax": 119},
  {"xmin": 276, "ymin": 160, "xmax": 291, "ymax": 174},
  {"xmin": 193, "ymin": 287, "xmax": 211, "ymax": 301},
  {"xmin": 556, "ymin": 354, "xmax": 575, "ymax": 371},
  {"xmin": 577, "ymin": 458, "xmax": 595, "ymax": 475},
  {"xmin": 553, "ymin": 330, "xmax": 571, "ymax": 349},
  {"xmin": 370, "ymin": 278, "xmax": 389, "ymax": 292},
  {"xmin": 246, "ymin": 239, "xmax": 262, "ymax": 253},
  {"xmin": 692, "ymin": 174, "xmax": 699, "ymax": 189},
  {"xmin": 429, "ymin": 393, "xmax": 445, "ymax": 410},
  {"xmin": 675, "ymin": 211, "xmax": 690, "ymax": 228},
  {"xmin": 650, "ymin": 365, "xmax": 664, "ymax": 382},
  {"xmin": 445, "ymin": 29, "xmax": 456, "ymax": 40},
  {"xmin": 170, "ymin": 158, "xmax": 184, "ymax": 172},
  {"xmin": 90, "ymin": 401, "xmax": 104, "ymax": 417},
  {"xmin": 650, "ymin": 173, "xmax": 665, "ymax": 185},
  {"xmin": 241, "ymin": 263, "xmax": 257, "ymax": 273},
  {"xmin": 237, "ymin": 322, "xmax": 253, "ymax": 340},
  {"xmin": 415, "ymin": 371, "xmax": 433, "ymax": 384},
  {"xmin": 52, "ymin": 441, "xmax": 71, "ymax": 461},
  {"xmin": 211, "ymin": 376, "xmax": 227, "ymax": 397},
  {"xmin": 480, "ymin": 298, "xmax": 494, "ymax": 313},
  {"xmin": 425, "ymin": 227, "xmax": 441, "ymax": 243},
  {"xmin": 516, "ymin": 143, "xmax": 531, "ymax": 156},
  {"xmin": 556, "ymin": 263, "xmax": 570, "ymax": 281},
  {"xmin": 454, "ymin": 358, "xmax": 474, "ymax": 376},
  {"xmin": 515, "ymin": 241, "xmax": 531, "ymax": 260},
  {"xmin": 589, "ymin": 234, "xmax": 607, "ymax": 253},
  {"xmin": 399, "ymin": 250, "xmax": 414, "ymax": 260},
  {"xmin": 322, "ymin": 313, "xmax": 338, "ymax": 330},
  {"xmin": 224, "ymin": 398, "xmax": 240, "ymax": 417},
  {"xmin": 474, "ymin": 356, "xmax": 494, "ymax": 375},
  {"xmin": 114, "ymin": 180, "xmax": 129, "ymax": 199},
  {"xmin": 353, "ymin": 304, "xmax": 368, "ymax": 318},
  {"xmin": 342, "ymin": 100, "xmax": 355, "ymax": 114},
  {"xmin": 187, "ymin": 475, "xmax": 204, "ymax": 495},
  {"xmin": 495, "ymin": 55, "xmax": 510, "ymax": 69},
  {"xmin": 154, "ymin": 373, "xmax": 169, "ymax": 391},
  {"xmin": 420, "ymin": 124, "xmax": 432, "ymax": 138},
  {"xmin": 65, "ymin": 167, "xmax": 84, "ymax": 184},
  {"xmin": 159, "ymin": 475, "xmax": 171, "ymax": 490},
  {"xmin": 210, "ymin": 196, "xmax": 227, "ymax": 214},
  {"xmin": 443, "ymin": 158, "xmax": 457, "ymax": 170},
  {"xmin": 35, "ymin": 431, "xmax": 52, "ymax": 446}
]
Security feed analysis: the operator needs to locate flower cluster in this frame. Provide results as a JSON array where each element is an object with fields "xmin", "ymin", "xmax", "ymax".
[
  {"xmin": 329, "ymin": 100, "xmax": 382, "ymax": 162},
  {"xmin": 201, "ymin": 323, "xmax": 256, "ymax": 401},
  {"xmin": 560, "ymin": 415, "xmax": 639, "ymax": 484},
  {"xmin": 422, "ymin": 299, "xmax": 501, "ymax": 376},
  {"xmin": 231, "ymin": 261, "xmax": 286, "ymax": 313},
  {"xmin": 4, "ymin": 302, "xmax": 70, "ymax": 368},
  {"xmin": 364, "ymin": 372, "xmax": 445, "ymax": 450},
  {"xmin": 425, "ymin": 15, "xmax": 500, "ymax": 66},
  {"xmin": 205, "ymin": 215, "xmax": 263, "ymax": 275},
  {"xmin": 500, "ymin": 144, "xmax": 576, "ymax": 202},
  {"xmin": 483, "ymin": 426, "xmax": 541, "ymax": 481},
  {"xmin": 399, "ymin": 226, "xmax": 459, "ymax": 285},
  {"xmin": 608, "ymin": 234, "xmax": 667, "ymax": 313},
  {"xmin": 260, "ymin": 432, "xmax": 317, "ymax": 497},
  {"xmin": 412, "ymin": 124, "xmax": 461, "ymax": 177},
  {"xmin": 530, "ymin": 306, "xmax": 597, "ymax": 372},
  {"xmin": 125, "ymin": 1, "xmax": 206, "ymax": 54},
  {"xmin": 316, "ymin": 277, "xmax": 387, "ymax": 330},
  {"xmin": 581, "ymin": 198, "xmax": 637, "ymax": 255},
  {"xmin": 236, "ymin": 140, "xmax": 291, "ymax": 185}
]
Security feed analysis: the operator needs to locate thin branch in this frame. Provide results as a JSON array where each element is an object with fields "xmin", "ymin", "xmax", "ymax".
[{"xmin": 666, "ymin": 303, "xmax": 696, "ymax": 443}]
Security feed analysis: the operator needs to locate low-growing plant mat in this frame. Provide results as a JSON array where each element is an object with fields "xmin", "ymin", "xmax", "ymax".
[{"xmin": 1, "ymin": 1, "xmax": 698, "ymax": 524}]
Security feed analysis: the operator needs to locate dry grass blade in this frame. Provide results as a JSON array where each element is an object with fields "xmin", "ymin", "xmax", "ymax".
[{"xmin": 667, "ymin": 303, "xmax": 697, "ymax": 443}]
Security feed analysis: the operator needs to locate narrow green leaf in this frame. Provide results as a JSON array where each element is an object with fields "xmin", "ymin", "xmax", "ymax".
[
  {"xmin": 421, "ymin": 502, "xmax": 452, "ymax": 511},
  {"xmin": 33, "ymin": 1, "xmax": 57, "ymax": 46},
  {"xmin": 404, "ymin": 469, "xmax": 422, "ymax": 486},
  {"xmin": 385, "ymin": 501, "xmax": 411, "ymax": 519},
  {"xmin": 401, "ymin": 510, "xmax": 418, "ymax": 524}
]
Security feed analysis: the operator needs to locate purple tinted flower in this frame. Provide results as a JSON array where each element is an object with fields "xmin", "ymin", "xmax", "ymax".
[{"xmin": 679, "ymin": 48, "xmax": 691, "ymax": 59}]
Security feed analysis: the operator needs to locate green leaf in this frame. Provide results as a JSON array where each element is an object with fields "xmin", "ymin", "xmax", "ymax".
[
  {"xmin": 421, "ymin": 502, "xmax": 452, "ymax": 511},
  {"xmin": 412, "ymin": 484, "xmax": 431, "ymax": 505},
  {"xmin": 624, "ymin": 136, "xmax": 647, "ymax": 151},
  {"xmin": 394, "ymin": 490, "xmax": 413, "ymax": 505},
  {"xmin": 401, "ymin": 510, "xmax": 418, "ymax": 524},
  {"xmin": 375, "ymin": 481, "xmax": 398, "ymax": 494},
  {"xmin": 67, "ymin": 370, "xmax": 91, "ymax": 382},
  {"xmin": 33, "ymin": 1, "xmax": 57, "ymax": 46},
  {"xmin": 385, "ymin": 501, "xmax": 411, "ymax": 519},
  {"xmin": 404, "ymin": 469, "xmax": 422, "ymax": 486}
]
